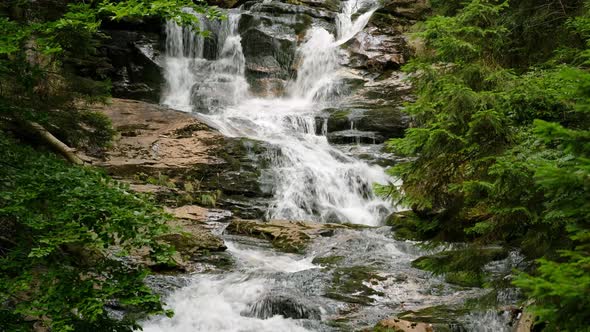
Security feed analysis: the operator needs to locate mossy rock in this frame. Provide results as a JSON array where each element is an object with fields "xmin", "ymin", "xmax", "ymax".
[
  {"xmin": 386, "ymin": 210, "xmax": 438, "ymax": 241},
  {"xmin": 444, "ymin": 271, "xmax": 484, "ymax": 288},
  {"xmin": 158, "ymin": 231, "xmax": 226, "ymax": 256},
  {"xmin": 323, "ymin": 108, "xmax": 353, "ymax": 132},
  {"xmin": 325, "ymin": 265, "xmax": 386, "ymax": 305},
  {"xmin": 225, "ymin": 219, "xmax": 348, "ymax": 253},
  {"xmin": 356, "ymin": 107, "xmax": 407, "ymax": 138},
  {"xmin": 411, "ymin": 247, "xmax": 509, "ymax": 287},
  {"xmin": 312, "ymin": 255, "xmax": 344, "ymax": 267},
  {"xmin": 388, "ymin": 305, "xmax": 469, "ymax": 331}
]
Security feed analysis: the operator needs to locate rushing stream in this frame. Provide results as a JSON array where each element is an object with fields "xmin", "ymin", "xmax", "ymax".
[{"xmin": 142, "ymin": 1, "xmax": 519, "ymax": 331}]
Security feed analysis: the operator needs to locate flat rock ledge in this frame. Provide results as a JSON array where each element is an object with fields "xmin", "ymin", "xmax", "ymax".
[
  {"xmin": 84, "ymin": 99, "xmax": 235, "ymax": 272},
  {"xmin": 225, "ymin": 219, "xmax": 364, "ymax": 253}
]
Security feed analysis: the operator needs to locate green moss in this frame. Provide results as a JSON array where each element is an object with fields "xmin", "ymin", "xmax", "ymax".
[
  {"xmin": 312, "ymin": 255, "xmax": 344, "ymax": 266},
  {"xmin": 411, "ymin": 247, "xmax": 508, "ymax": 287},
  {"xmin": 445, "ymin": 271, "xmax": 484, "ymax": 287},
  {"xmin": 293, "ymin": 14, "xmax": 313, "ymax": 36},
  {"xmin": 330, "ymin": 109, "xmax": 351, "ymax": 121},
  {"xmin": 325, "ymin": 266, "xmax": 386, "ymax": 305},
  {"xmin": 386, "ymin": 210, "xmax": 439, "ymax": 241}
]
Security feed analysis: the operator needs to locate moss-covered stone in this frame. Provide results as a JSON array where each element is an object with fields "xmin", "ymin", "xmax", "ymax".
[
  {"xmin": 312, "ymin": 255, "xmax": 345, "ymax": 267},
  {"xmin": 158, "ymin": 230, "xmax": 226, "ymax": 256},
  {"xmin": 444, "ymin": 271, "xmax": 484, "ymax": 288},
  {"xmin": 372, "ymin": 318, "xmax": 436, "ymax": 332},
  {"xmin": 382, "ymin": 305, "xmax": 470, "ymax": 332},
  {"xmin": 325, "ymin": 266, "xmax": 386, "ymax": 305},
  {"xmin": 225, "ymin": 219, "xmax": 349, "ymax": 253}
]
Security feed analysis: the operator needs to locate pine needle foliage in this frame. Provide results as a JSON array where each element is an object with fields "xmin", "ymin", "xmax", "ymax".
[{"xmin": 387, "ymin": 0, "xmax": 590, "ymax": 328}]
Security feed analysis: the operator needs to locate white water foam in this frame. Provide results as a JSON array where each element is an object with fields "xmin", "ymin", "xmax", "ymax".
[
  {"xmin": 142, "ymin": 242, "xmax": 316, "ymax": 332},
  {"xmin": 161, "ymin": 0, "xmax": 392, "ymax": 226}
]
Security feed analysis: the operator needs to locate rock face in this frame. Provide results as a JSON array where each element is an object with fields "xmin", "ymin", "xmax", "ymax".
[
  {"xmin": 88, "ymin": 98, "xmax": 272, "ymax": 219},
  {"xmin": 99, "ymin": 18, "xmax": 165, "ymax": 102},
  {"xmin": 237, "ymin": 0, "xmax": 337, "ymax": 96}
]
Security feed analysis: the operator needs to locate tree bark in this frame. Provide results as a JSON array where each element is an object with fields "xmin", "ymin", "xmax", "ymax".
[{"xmin": 26, "ymin": 121, "xmax": 84, "ymax": 165}]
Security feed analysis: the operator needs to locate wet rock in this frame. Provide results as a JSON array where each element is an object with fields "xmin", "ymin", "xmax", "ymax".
[
  {"xmin": 245, "ymin": 293, "xmax": 321, "ymax": 320},
  {"xmin": 393, "ymin": 306, "xmax": 471, "ymax": 332},
  {"xmin": 87, "ymin": 99, "xmax": 272, "ymax": 219},
  {"xmin": 312, "ymin": 255, "xmax": 345, "ymax": 267},
  {"xmin": 158, "ymin": 227, "xmax": 226, "ymax": 255},
  {"xmin": 327, "ymin": 130, "xmax": 383, "ymax": 144},
  {"xmin": 374, "ymin": 318, "xmax": 434, "ymax": 332},
  {"xmin": 298, "ymin": 0, "xmax": 341, "ymax": 12},
  {"xmin": 344, "ymin": 26, "xmax": 409, "ymax": 72},
  {"xmin": 515, "ymin": 310, "xmax": 535, "ymax": 332},
  {"xmin": 217, "ymin": 196, "xmax": 270, "ymax": 219},
  {"xmin": 165, "ymin": 205, "xmax": 221, "ymax": 222},
  {"xmin": 242, "ymin": 1, "xmax": 336, "ymax": 22},
  {"xmin": 224, "ymin": 219, "xmax": 350, "ymax": 253},
  {"xmin": 344, "ymin": 71, "xmax": 414, "ymax": 110},
  {"xmin": 100, "ymin": 30, "xmax": 164, "ymax": 102},
  {"xmin": 325, "ymin": 265, "xmax": 386, "ymax": 305},
  {"xmin": 207, "ymin": 0, "xmax": 245, "ymax": 8},
  {"xmin": 236, "ymin": 0, "xmax": 343, "ymax": 95},
  {"xmin": 356, "ymin": 107, "xmax": 408, "ymax": 137},
  {"xmin": 321, "ymin": 106, "xmax": 408, "ymax": 142}
]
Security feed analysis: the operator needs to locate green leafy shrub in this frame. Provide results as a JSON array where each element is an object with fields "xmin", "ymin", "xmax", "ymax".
[{"xmin": 0, "ymin": 135, "xmax": 174, "ymax": 331}]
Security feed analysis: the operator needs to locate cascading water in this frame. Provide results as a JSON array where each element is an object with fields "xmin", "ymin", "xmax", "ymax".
[
  {"xmin": 143, "ymin": 1, "xmax": 517, "ymax": 331},
  {"xmin": 160, "ymin": 0, "xmax": 392, "ymax": 225},
  {"xmin": 162, "ymin": 0, "xmax": 392, "ymax": 225},
  {"xmin": 162, "ymin": 11, "xmax": 248, "ymax": 112}
]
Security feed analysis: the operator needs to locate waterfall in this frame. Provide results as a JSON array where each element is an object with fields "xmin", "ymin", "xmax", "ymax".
[
  {"xmin": 161, "ymin": 12, "xmax": 248, "ymax": 112},
  {"xmin": 143, "ymin": 3, "xmax": 519, "ymax": 331},
  {"xmin": 160, "ymin": 0, "xmax": 391, "ymax": 225},
  {"xmin": 290, "ymin": 0, "xmax": 378, "ymax": 101}
]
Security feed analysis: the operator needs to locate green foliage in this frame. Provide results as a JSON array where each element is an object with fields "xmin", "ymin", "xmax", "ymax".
[
  {"xmin": 0, "ymin": 135, "xmax": 175, "ymax": 331},
  {"xmin": 0, "ymin": 0, "xmax": 222, "ymax": 148},
  {"xmin": 411, "ymin": 247, "xmax": 508, "ymax": 287},
  {"xmin": 513, "ymin": 68, "xmax": 590, "ymax": 330},
  {"xmin": 0, "ymin": 1, "xmax": 221, "ymax": 330},
  {"xmin": 100, "ymin": 0, "xmax": 224, "ymax": 30},
  {"xmin": 386, "ymin": 0, "xmax": 590, "ymax": 328}
]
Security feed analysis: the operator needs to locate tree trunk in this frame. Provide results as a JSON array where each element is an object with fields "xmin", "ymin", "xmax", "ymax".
[{"xmin": 26, "ymin": 121, "xmax": 84, "ymax": 165}]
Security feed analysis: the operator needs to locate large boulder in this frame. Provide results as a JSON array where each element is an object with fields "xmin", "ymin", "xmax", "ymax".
[
  {"xmin": 244, "ymin": 292, "xmax": 321, "ymax": 320},
  {"xmin": 374, "ymin": 318, "xmax": 435, "ymax": 332},
  {"xmin": 318, "ymin": 106, "xmax": 409, "ymax": 144}
]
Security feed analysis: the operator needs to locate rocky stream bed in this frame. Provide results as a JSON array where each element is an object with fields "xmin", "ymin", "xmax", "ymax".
[{"xmin": 85, "ymin": 0, "xmax": 536, "ymax": 331}]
